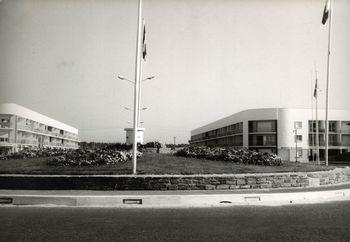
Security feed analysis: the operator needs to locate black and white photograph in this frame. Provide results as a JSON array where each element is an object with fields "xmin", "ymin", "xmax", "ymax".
[{"xmin": 0, "ymin": 0, "xmax": 350, "ymax": 241}]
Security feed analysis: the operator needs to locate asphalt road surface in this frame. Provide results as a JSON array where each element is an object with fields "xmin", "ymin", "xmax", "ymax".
[{"xmin": 1, "ymin": 202, "xmax": 350, "ymax": 241}]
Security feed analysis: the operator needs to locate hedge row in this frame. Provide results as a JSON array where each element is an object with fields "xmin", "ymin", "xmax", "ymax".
[
  {"xmin": 0, "ymin": 148, "xmax": 68, "ymax": 160},
  {"xmin": 48, "ymin": 149, "xmax": 142, "ymax": 166},
  {"xmin": 175, "ymin": 146, "xmax": 282, "ymax": 166}
]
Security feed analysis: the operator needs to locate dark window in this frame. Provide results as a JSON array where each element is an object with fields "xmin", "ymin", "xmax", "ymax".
[
  {"xmin": 249, "ymin": 134, "xmax": 277, "ymax": 146},
  {"xmin": 249, "ymin": 120, "xmax": 276, "ymax": 133},
  {"xmin": 295, "ymin": 135, "xmax": 302, "ymax": 142},
  {"xmin": 329, "ymin": 121, "xmax": 336, "ymax": 132}
]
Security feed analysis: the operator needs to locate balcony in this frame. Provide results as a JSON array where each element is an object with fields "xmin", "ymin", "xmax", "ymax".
[
  {"xmin": 17, "ymin": 139, "xmax": 39, "ymax": 145},
  {"xmin": 0, "ymin": 124, "xmax": 12, "ymax": 130},
  {"xmin": 17, "ymin": 126, "xmax": 78, "ymax": 141}
]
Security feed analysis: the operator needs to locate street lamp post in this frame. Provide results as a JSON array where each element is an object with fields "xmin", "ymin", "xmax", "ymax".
[
  {"xmin": 118, "ymin": 75, "xmax": 155, "ymax": 126},
  {"xmin": 293, "ymin": 129, "xmax": 298, "ymax": 163},
  {"xmin": 117, "ymin": 73, "xmax": 155, "ymax": 174},
  {"xmin": 124, "ymin": 106, "xmax": 148, "ymax": 126}
]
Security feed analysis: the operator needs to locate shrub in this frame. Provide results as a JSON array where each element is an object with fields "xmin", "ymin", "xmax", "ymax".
[
  {"xmin": 48, "ymin": 148, "xmax": 142, "ymax": 166},
  {"xmin": 175, "ymin": 146, "xmax": 282, "ymax": 166},
  {"xmin": 0, "ymin": 148, "xmax": 68, "ymax": 160}
]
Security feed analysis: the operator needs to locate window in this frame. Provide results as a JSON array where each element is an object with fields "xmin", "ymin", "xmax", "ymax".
[
  {"xmin": 329, "ymin": 121, "xmax": 336, "ymax": 132},
  {"xmin": 249, "ymin": 134, "xmax": 277, "ymax": 146},
  {"xmin": 294, "ymin": 121, "xmax": 302, "ymax": 129},
  {"xmin": 265, "ymin": 135, "xmax": 276, "ymax": 145},
  {"xmin": 48, "ymin": 126, "xmax": 52, "ymax": 132},
  {"xmin": 295, "ymin": 135, "xmax": 302, "ymax": 142},
  {"xmin": 249, "ymin": 120, "xmax": 276, "ymax": 132}
]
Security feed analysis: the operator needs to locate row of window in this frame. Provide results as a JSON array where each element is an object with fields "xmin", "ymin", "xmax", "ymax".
[
  {"xmin": 0, "ymin": 137, "xmax": 8, "ymax": 142},
  {"xmin": 204, "ymin": 135, "xmax": 243, "ymax": 147},
  {"xmin": 309, "ymin": 134, "xmax": 350, "ymax": 146},
  {"xmin": 191, "ymin": 122, "xmax": 243, "ymax": 141},
  {"xmin": 17, "ymin": 116, "xmax": 77, "ymax": 140},
  {"xmin": 308, "ymin": 120, "xmax": 350, "ymax": 133},
  {"xmin": 192, "ymin": 120, "xmax": 350, "ymax": 146},
  {"xmin": 248, "ymin": 120, "xmax": 277, "ymax": 133},
  {"xmin": 249, "ymin": 134, "xmax": 277, "ymax": 147}
]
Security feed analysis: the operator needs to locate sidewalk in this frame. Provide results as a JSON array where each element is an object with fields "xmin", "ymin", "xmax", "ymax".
[{"xmin": 1, "ymin": 183, "xmax": 350, "ymax": 208}]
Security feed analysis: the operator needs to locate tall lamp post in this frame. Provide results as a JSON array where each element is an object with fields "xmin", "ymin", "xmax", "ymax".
[
  {"xmin": 123, "ymin": 106, "xmax": 148, "ymax": 126},
  {"xmin": 117, "ymin": 74, "xmax": 155, "ymax": 174},
  {"xmin": 293, "ymin": 121, "xmax": 301, "ymax": 163},
  {"xmin": 293, "ymin": 129, "xmax": 298, "ymax": 163},
  {"xmin": 118, "ymin": 75, "xmax": 155, "ymax": 126}
]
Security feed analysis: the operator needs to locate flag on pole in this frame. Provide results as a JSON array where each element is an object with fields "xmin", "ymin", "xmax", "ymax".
[
  {"xmin": 142, "ymin": 21, "xmax": 147, "ymax": 61},
  {"xmin": 313, "ymin": 78, "xmax": 318, "ymax": 98},
  {"xmin": 321, "ymin": 0, "xmax": 330, "ymax": 25}
]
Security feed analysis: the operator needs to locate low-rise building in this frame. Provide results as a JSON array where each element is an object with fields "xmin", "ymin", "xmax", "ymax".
[
  {"xmin": 0, "ymin": 103, "xmax": 79, "ymax": 153},
  {"xmin": 190, "ymin": 108, "xmax": 350, "ymax": 162},
  {"xmin": 124, "ymin": 127, "xmax": 145, "ymax": 145}
]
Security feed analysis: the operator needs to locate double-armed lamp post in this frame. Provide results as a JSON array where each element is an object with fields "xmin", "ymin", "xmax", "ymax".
[
  {"xmin": 117, "ymin": 0, "xmax": 154, "ymax": 175},
  {"xmin": 117, "ymin": 74, "xmax": 154, "ymax": 175}
]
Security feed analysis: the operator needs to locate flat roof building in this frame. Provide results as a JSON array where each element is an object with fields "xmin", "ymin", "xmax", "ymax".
[
  {"xmin": 124, "ymin": 127, "xmax": 145, "ymax": 145},
  {"xmin": 0, "ymin": 103, "xmax": 79, "ymax": 153},
  {"xmin": 190, "ymin": 108, "xmax": 350, "ymax": 162}
]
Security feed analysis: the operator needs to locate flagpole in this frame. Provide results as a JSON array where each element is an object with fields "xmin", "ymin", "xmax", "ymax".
[
  {"xmin": 138, "ymin": 19, "xmax": 145, "ymax": 127},
  {"xmin": 132, "ymin": 0, "xmax": 143, "ymax": 174},
  {"xmin": 138, "ymin": 49, "xmax": 143, "ymax": 126},
  {"xmin": 325, "ymin": 0, "xmax": 333, "ymax": 166},
  {"xmin": 311, "ymin": 71, "xmax": 314, "ymax": 163},
  {"xmin": 315, "ymin": 75, "xmax": 319, "ymax": 165},
  {"xmin": 313, "ymin": 62, "xmax": 320, "ymax": 165}
]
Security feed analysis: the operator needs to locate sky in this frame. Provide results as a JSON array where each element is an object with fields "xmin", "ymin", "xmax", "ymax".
[{"xmin": 0, "ymin": 0, "xmax": 350, "ymax": 144}]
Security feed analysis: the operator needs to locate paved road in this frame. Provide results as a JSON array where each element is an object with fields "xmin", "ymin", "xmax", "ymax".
[{"xmin": 1, "ymin": 202, "xmax": 350, "ymax": 241}]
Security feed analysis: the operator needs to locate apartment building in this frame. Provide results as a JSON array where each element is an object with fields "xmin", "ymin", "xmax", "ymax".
[
  {"xmin": 190, "ymin": 108, "xmax": 350, "ymax": 162},
  {"xmin": 0, "ymin": 103, "xmax": 79, "ymax": 153}
]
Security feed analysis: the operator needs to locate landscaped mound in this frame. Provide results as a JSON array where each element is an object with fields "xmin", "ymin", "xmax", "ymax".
[
  {"xmin": 48, "ymin": 148, "xmax": 142, "ymax": 166},
  {"xmin": 175, "ymin": 146, "xmax": 282, "ymax": 166}
]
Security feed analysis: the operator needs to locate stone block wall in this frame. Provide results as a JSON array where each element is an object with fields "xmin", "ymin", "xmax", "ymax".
[{"xmin": 0, "ymin": 167, "xmax": 349, "ymax": 190}]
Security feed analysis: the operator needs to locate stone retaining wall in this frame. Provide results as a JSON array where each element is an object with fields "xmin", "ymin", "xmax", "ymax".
[{"xmin": 0, "ymin": 167, "xmax": 349, "ymax": 190}]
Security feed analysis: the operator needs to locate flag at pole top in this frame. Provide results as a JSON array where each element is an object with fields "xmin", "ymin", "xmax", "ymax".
[
  {"xmin": 313, "ymin": 78, "xmax": 318, "ymax": 98},
  {"xmin": 142, "ymin": 20, "xmax": 147, "ymax": 61},
  {"xmin": 321, "ymin": 0, "xmax": 330, "ymax": 25}
]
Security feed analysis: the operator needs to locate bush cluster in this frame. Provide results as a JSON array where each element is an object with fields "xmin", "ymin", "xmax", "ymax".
[
  {"xmin": 48, "ymin": 148, "xmax": 142, "ymax": 166},
  {"xmin": 0, "ymin": 148, "xmax": 68, "ymax": 160},
  {"xmin": 175, "ymin": 146, "xmax": 282, "ymax": 166}
]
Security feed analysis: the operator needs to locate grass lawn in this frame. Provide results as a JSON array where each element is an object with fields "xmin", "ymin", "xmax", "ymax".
[{"xmin": 0, "ymin": 153, "xmax": 339, "ymax": 175}]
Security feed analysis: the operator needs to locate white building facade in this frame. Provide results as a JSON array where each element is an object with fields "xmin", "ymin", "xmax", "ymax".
[
  {"xmin": 0, "ymin": 103, "xmax": 79, "ymax": 153},
  {"xmin": 190, "ymin": 108, "xmax": 350, "ymax": 162}
]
